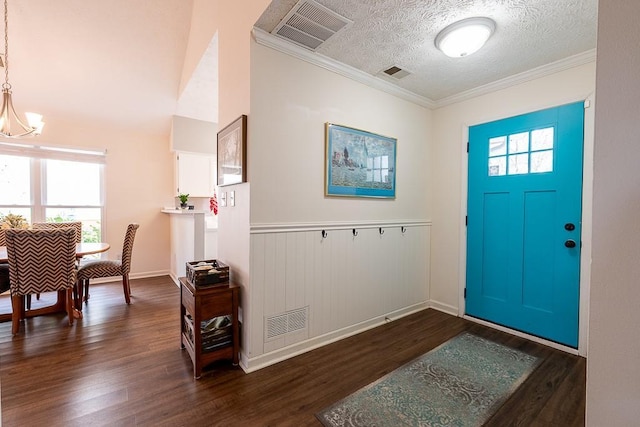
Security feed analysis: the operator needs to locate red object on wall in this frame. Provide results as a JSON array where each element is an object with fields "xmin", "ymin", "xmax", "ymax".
[{"xmin": 210, "ymin": 191, "xmax": 218, "ymax": 215}]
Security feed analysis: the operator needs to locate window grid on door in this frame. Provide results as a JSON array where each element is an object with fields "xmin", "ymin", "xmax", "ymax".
[{"xmin": 487, "ymin": 127, "xmax": 554, "ymax": 177}]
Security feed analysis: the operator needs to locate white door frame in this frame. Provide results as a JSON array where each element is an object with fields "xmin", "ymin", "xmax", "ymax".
[{"xmin": 457, "ymin": 94, "xmax": 595, "ymax": 357}]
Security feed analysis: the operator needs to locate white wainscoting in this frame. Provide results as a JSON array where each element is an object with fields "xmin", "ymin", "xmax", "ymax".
[{"xmin": 243, "ymin": 222, "xmax": 431, "ymax": 371}]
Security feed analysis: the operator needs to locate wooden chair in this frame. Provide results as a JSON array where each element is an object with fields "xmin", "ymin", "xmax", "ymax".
[
  {"xmin": 6, "ymin": 228, "xmax": 78, "ymax": 335},
  {"xmin": 77, "ymin": 224, "xmax": 139, "ymax": 306}
]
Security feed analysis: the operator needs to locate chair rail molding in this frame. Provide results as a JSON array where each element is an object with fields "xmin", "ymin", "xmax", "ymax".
[{"xmin": 250, "ymin": 220, "xmax": 431, "ymax": 234}]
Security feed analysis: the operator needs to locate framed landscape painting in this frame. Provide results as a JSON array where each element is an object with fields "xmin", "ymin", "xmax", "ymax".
[
  {"xmin": 325, "ymin": 123, "xmax": 397, "ymax": 198},
  {"xmin": 217, "ymin": 115, "xmax": 247, "ymax": 186}
]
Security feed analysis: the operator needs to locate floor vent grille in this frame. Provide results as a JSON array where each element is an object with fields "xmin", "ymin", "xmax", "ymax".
[
  {"xmin": 272, "ymin": 0, "xmax": 352, "ymax": 51},
  {"xmin": 265, "ymin": 306, "xmax": 309, "ymax": 341}
]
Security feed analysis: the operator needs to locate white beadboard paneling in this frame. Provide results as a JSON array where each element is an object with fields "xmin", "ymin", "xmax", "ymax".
[
  {"xmin": 264, "ymin": 233, "xmax": 287, "ymax": 354},
  {"xmin": 331, "ymin": 229, "xmax": 348, "ymax": 331},
  {"xmin": 247, "ymin": 223, "xmax": 431, "ymax": 363},
  {"xmin": 249, "ymin": 234, "xmax": 267, "ymax": 357}
]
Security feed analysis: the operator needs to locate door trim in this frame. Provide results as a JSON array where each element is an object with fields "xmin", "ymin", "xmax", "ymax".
[{"xmin": 457, "ymin": 95, "xmax": 595, "ymax": 357}]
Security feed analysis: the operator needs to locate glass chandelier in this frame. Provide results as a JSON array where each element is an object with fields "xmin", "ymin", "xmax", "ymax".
[{"xmin": 0, "ymin": 0, "xmax": 44, "ymax": 138}]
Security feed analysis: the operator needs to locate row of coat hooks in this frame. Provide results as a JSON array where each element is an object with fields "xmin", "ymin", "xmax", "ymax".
[{"xmin": 321, "ymin": 226, "xmax": 408, "ymax": 239}]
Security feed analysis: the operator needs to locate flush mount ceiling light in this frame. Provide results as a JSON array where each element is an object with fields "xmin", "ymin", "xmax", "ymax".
[
  {"xmin": 0, "ymin": 0, "xmax": 44, "ymax": 138},
  {"xmin": 435, "ymin": 17, "xmax": 496, "ymax": 58}
]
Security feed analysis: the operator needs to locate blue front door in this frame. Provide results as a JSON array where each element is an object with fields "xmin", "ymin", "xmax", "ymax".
[{"xmin": 466, "ymin": 102, "xmax": 584, "ymax": 347}]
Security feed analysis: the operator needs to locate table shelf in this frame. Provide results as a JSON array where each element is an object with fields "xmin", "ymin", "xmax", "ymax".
[{"xmin": 179, "ymin": 277, "xmax": 239, "ymax": 378}]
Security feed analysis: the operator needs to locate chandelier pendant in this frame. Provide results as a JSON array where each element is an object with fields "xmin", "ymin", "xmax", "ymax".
[{"xmin": 0, "ymin": 0, "xmax": 44, "ymax": 138}]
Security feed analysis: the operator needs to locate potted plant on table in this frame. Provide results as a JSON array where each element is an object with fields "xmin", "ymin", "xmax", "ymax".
[{"xmin": 178, "ymin": 193, "xmax": 189, "ymax": 209}]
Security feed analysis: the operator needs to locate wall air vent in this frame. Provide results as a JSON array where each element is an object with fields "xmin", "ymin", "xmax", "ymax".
[
  {"xmin": 382, "ymin": 66, "xmax": 411, "ymax": 79},
  {"xmin": 271, "ymin": 0, "xmax": 352, "ymax": 51},
  {"xmin": 265, "ymin": 306, "xmax": 309, "ymax": 341}
]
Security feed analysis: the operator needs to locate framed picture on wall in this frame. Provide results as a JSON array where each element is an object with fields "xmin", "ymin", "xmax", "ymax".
[
  {"xmin": 325, "ymin": 123, "xmax": 397, "ymax": 198},
  {"xmin": 217, "ymin": 115, "xmax": 247, "ymax": 186}
]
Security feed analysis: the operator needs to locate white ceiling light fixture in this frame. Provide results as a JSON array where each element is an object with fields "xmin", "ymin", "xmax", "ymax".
[
  {"xmin": 435, "ymin": 17, "xmax": 496, "ymax": 58},
  {"xmin": 0, "ymin": 0, "xmax": 44, "ymax": 138}
]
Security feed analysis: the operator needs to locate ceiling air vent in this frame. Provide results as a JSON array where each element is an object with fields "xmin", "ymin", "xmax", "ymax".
[
  {"xmin": 271, "ymin": 0, "xmax": 352, "ymax": 51},
  {"xmin": 382, "ymin": 66, "xmax": 411, "ymax": 79}
]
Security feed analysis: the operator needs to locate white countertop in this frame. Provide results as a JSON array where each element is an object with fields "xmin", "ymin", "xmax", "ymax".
[
  {"xmin": 162, "ymin": 208, "xmax": 218, "ymax": 230},
  {"xmin": 161, "ymin": 208, "xmax": 208, "ymax": 214}
]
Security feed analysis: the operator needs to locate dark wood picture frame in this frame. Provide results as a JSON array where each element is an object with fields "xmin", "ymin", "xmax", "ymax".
[{"xmin": 217, "ymin": 115, "xmax": 247, "ymax": 186}]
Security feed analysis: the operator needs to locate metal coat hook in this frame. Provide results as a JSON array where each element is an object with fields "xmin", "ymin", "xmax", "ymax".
[
  {"xmin": 352, "ymin": 228, "xmax": 358, "ymax": 237},
  {"xmin": 321, "ymin": 230, "xmax": 327, "ymax": 239},
  {"xmin": 379, "ymin": 227, "xmax": 384, "ymax": 235},
  {"xmin": 401, "ymin": 226, "xmax": 407, "ymax": 234}
]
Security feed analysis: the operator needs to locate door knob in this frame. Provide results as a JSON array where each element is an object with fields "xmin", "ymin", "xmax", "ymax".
[
  {"xmin": 564, "ymin": 239, "xmax": 576, "ymax": 248},
  {"xmin": 564, "ymin": 223, "xmax": 575, "ymax": 231}
]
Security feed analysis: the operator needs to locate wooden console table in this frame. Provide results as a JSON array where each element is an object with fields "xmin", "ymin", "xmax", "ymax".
[{"xmin": 179, "ymin": 277, "xmax": 240, "ymax": 378}]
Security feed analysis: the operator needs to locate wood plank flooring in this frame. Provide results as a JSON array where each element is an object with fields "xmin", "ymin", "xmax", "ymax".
[{"xmin": 0, "ymin": 276, "xmax": 585, "ymax": 426}]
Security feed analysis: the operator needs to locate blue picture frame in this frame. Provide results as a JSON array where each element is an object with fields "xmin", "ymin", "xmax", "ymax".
[{"xmin": 325, "ymin": 123, "xmax": 397, "ymax": 198}]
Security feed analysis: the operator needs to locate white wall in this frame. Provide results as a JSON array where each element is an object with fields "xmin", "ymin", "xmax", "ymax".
[
  {"xmin": 241, "ymin": 41, "xmax": 433, "ymax": 370},
  {"xmin": 430, "ymin": 63, "xmax": 596, "ymax": 314},
  {"xmin": 31, "ymin": 119, "xmax": 174, "ymax": 278},
  {"xmin": 249, "ymin": 42, "xmax": 432, "ymax": 225},
  {"xmin": 213, "ymin": 0, "xmax": 270, "ymax": 305},
  {"xmin": 587, "ymin": 1, "xmax": 640, "ymax": 424},
  {"xmin": 171, "ymin": 116, "xmax": 217, "ymax": 154}
]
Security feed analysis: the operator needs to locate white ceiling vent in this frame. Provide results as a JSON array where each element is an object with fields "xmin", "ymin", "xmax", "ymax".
[
  {"xmin": 381, "ymin": 66, "xmax": 411, "ymax": 79},
  {"xmin": 271, "ymin": 0, "xmax": 352, "ymax": 51}
]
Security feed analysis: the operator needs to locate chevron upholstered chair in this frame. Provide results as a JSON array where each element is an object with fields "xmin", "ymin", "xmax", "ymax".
[
  {"xmin": 28, "ymin": 222, "xmax": 82, "ymax": 308},
  {"xmin": 32, "ymin": 221, "xmax": 83, "ymax": 243},
  {"xmin": 6, "ymin": 228, "xmax": 78, "ymax": 334},
  {"xmin": 0, "ymin": 229, "xmax": 8, "ymax": 294},
  {"xmin": 77, "ymin": 223, "xmax": 139, "ymax": 306}
]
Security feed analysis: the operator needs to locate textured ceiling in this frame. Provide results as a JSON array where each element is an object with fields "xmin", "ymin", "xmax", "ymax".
[
  {"xmin": 0, "ymin": 1, "xmax": 599, "ymax": 143},
  {"xmin": 255, "ymin": 0, "xmax": 598, "ymax": 101}
]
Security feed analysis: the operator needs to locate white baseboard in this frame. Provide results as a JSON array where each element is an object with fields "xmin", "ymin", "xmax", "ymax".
[
  {"xmin": 130, "ymin": 270, "xmax": 170, "ymax": 280},
  {"xmin": 240, "ymin": 302, "xmax": 429, "ymax": 373},
  {"xmin": 427, "ymin": 299, "xmax": 458, "ymax": 316},
  {"xmin": 88, "ymin": 270, "xmax": 171, "ymax": 285},
  {"xmin": 168, "ymin": 273, "xmax": 180, "ymax": 287},
  {"xmin": 238, "ymin": 298, "xmax": 582, "ymax": 373}
]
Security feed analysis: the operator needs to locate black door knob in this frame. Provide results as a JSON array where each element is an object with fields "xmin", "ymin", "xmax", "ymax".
[
  {"xmin": 565, "ymin": 239, "xmax": 577, "ymax": 248},
  {"xmin": 565, "ymin": 223, "xmax": 575, "ymax": 231}
]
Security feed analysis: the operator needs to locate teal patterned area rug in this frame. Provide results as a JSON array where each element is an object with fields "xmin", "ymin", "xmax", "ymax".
[{"xmin": 316, "ymin": 332, "xmax": 540, "ymax": 427}]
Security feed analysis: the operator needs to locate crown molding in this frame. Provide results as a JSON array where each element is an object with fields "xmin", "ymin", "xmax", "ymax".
[
  {"xmin": 433, "ymin": 49, "xmax": 597, "ymax": 108},
  {"xmin": 252, "ymin": 27, "xmax": 436, "ymax": 109},
  {"xmin": 253, "ymin": 27, "xmax": 596, "ymax": 111}
]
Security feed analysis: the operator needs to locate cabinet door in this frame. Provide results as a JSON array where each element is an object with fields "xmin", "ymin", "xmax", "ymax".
[{"xmin": 176, "ymin": 152, "xmax": 215, "ymax": 197}]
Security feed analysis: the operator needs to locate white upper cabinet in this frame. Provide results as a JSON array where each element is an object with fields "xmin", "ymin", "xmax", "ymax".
[{"xmin": 176, "ymin": 152, "xmax": 215, "ymax": 197}]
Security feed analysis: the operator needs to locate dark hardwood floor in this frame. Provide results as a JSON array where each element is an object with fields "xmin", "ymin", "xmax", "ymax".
[{"xmin": 0, "ymin": 276, "xmax": 585, "ymax": 426}]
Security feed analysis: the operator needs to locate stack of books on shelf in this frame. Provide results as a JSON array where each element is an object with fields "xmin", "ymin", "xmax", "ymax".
[
  {"xmin": 201, "ymin": 315, "xmax": 233, "ymax": 352},
  {"xmin": 183, "ymin": 314, "xmax": 233, "ymax": 353}
]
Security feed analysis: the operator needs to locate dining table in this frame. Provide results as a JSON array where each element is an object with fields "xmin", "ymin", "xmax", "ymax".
[
  {"xmin": 0, "ymin": 242, "xmax": 111, "ymax": 263},
  {"xmin": 0, "ymin": 242, "xmax": 111, "ymax": 322}
]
